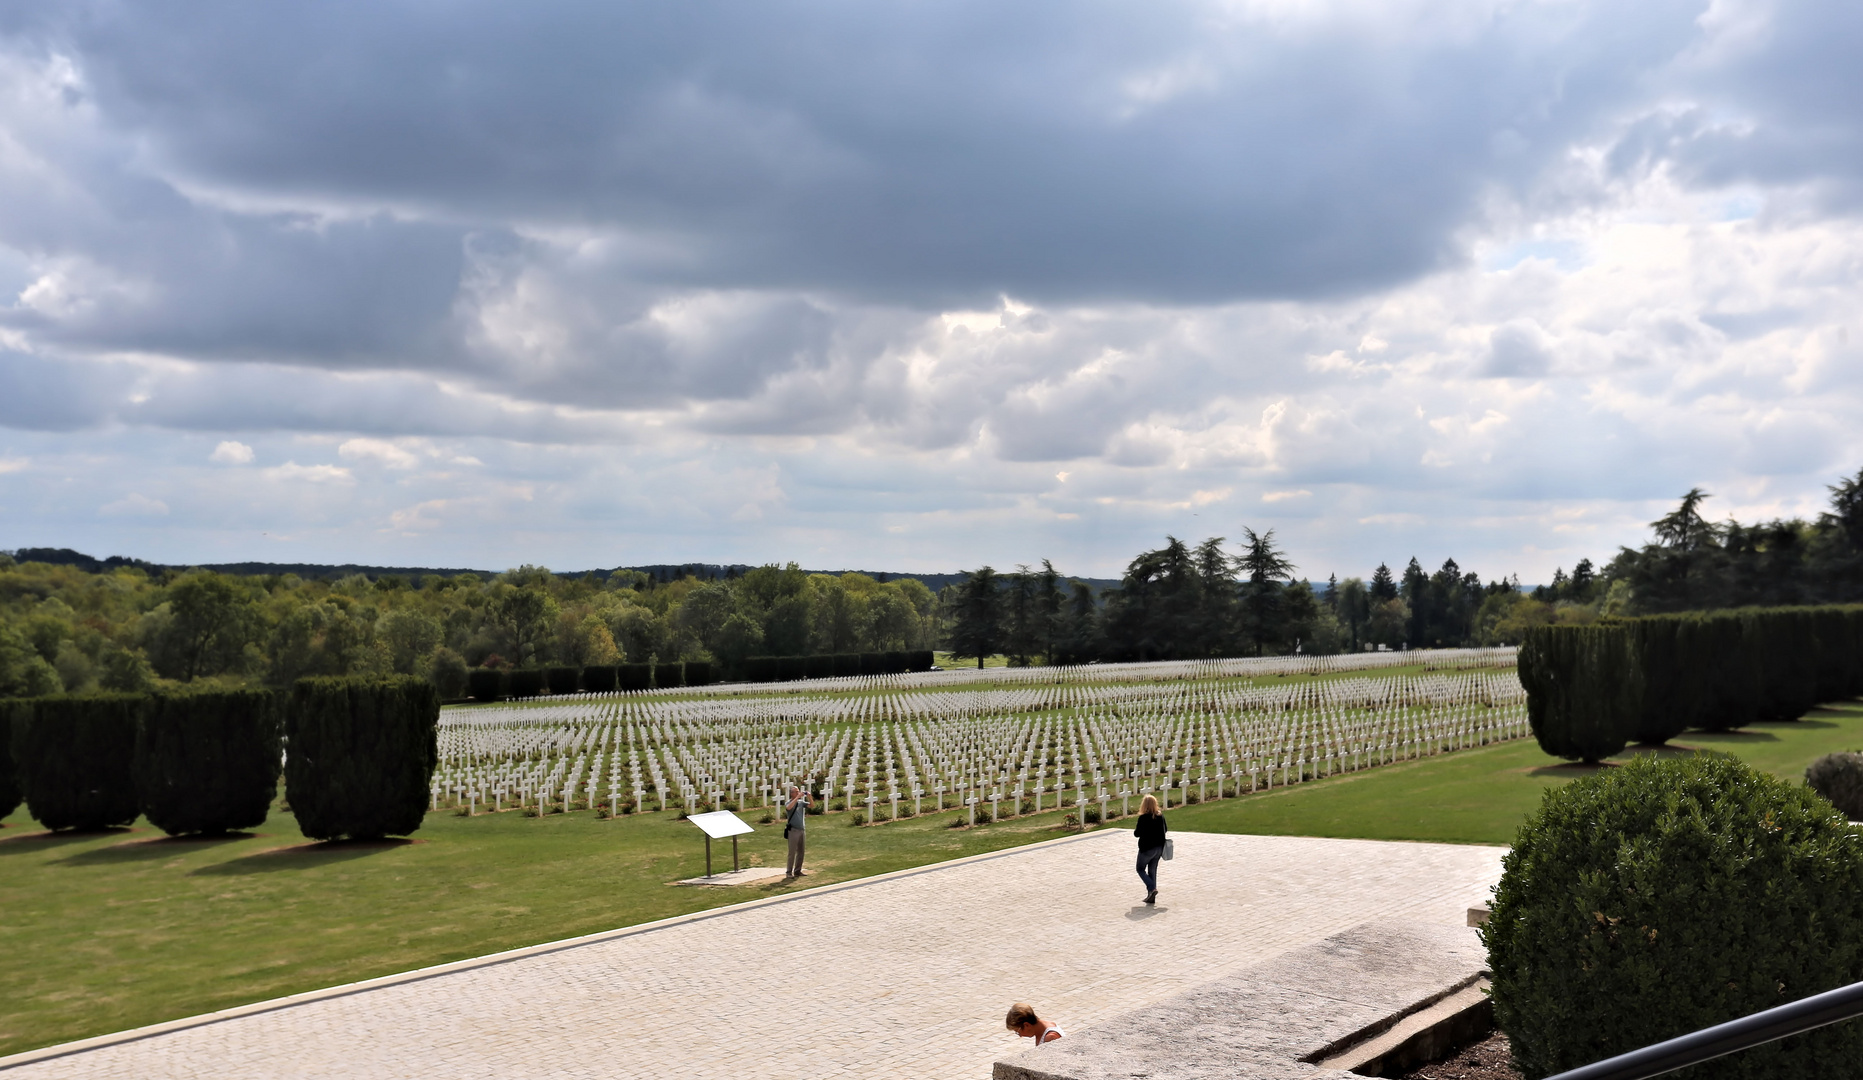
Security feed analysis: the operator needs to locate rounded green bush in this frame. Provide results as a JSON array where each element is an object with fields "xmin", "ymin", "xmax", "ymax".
[
  {"xmin": 1483, "ymin": 754, "xmax": 1863, "ymax": 1079},
  {"xmin": 1806, "ymin": 751, "xmax": 1863, "ymax": 821}
]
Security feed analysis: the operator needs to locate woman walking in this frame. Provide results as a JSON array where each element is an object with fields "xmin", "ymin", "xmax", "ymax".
[{"xmin": 1134, "ymin": 793, "xmax": 1167, "ymax": 905}]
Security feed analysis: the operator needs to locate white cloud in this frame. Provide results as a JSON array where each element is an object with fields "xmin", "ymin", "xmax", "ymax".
[
  {"xmin": 99, "ymin": 493, "xmax": 168, "ymax": 516},
  {"xmin": 0, "ymin": 457, "xmax": 27, "ymax": 474},
  {"xmin": 262, "ymin": 462, "xmax": 353, "ymax": 484},
  {"xmin": 338, "ymin": 437, "xmax": 420, "ymax": 470},
  {"xmin": 209, "ymin": 439, "xmax": 253, "ymax": 464}
]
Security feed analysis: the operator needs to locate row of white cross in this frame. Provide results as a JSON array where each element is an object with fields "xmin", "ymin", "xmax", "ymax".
[{"xmin": 430, "ymin": 660, "xmax": 1527, "ymax": 824}]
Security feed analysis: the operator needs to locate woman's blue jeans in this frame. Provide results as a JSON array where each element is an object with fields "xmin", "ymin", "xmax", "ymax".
[{"xmin": 1137, "ymin": 846, "xmax": 1164, "ymax": 892}]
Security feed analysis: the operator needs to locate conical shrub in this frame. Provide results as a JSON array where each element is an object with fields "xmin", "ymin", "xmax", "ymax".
[
  {"xmin": 285, "ymin": 677, "xmax": 438, "ymax": 841},
  {"xmin": 136, "ymin": 688, "xmax": 281, "ymax": 836},
  {"xmin": 14, "ymin": 693, "xmax": 141, "ymax": 831}
]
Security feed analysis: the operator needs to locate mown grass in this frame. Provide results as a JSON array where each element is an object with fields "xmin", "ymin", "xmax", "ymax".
[
  {"xmin": 4, "ymin": 701, "xmax": 1858, "ymax": 1057},
  {"xmin": 1169, "ymin": 702, "xmax": 1863, "ymax": 845}
]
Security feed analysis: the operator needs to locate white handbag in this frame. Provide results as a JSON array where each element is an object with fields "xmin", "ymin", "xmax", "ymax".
[{"xmin": 1162, "ymin": 839, "xmax": 1175, "ymax": 861}]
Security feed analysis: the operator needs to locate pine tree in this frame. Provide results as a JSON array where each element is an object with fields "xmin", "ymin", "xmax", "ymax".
[
  {"xmin": 1369, "ymin": 562, "xmax": 1398, "ymax": 600},
  {"xmin": 1194, "ymin": 537, "xmax": 1237, "ymax": 656},
  {"xmin": 1236, "ymin": 528, "xmax": 1296, "ymax": 657},
  {"xmin": 948, "ymin": 567, "xmax": 1003, "ymax": 669},
  {"xmin": 1036, "ymin": 560, "xmax": 1066, "ymax": 664}
]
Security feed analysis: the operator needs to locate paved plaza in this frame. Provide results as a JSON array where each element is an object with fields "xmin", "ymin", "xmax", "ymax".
[{"xmin": 4, "ymin": 831, "xmax": 1505, "ymax": 1080}]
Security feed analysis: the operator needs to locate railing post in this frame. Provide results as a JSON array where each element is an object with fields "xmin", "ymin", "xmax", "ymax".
[{"xmin": 1544, "ymin": 980, "xmax": 1863, "ymax": 1080}]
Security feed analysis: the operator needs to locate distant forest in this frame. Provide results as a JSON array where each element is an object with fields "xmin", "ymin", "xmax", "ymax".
[{"xmin": 5, "ymin": 467, "xmax": 1862, "ymax": 694}]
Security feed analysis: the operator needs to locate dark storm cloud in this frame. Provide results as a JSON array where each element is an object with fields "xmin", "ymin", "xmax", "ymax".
[
  {"xmin": 1664, "ymin": 1, "xmax": 1863, "ymax": 208},
  {"xmin": 5, "ymin": 0, "xmax": 1710, "ymax": 310}
]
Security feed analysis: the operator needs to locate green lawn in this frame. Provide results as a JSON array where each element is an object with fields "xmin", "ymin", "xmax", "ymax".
[
  {"xmin": 4, "ymin": 702, "xmax": 1859, "ymax": 1057},
  {"xmin": 1168, "ymin": 703, "xmax": 1863, "ymax": 845}
]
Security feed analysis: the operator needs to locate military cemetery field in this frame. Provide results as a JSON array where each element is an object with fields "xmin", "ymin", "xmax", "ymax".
[{"xmin": 5, "ymin": 656, "xmax": 1861, "ymax": 1059}]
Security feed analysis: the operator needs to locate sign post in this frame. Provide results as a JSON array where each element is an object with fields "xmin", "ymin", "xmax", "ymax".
[{"xmin": 686, "ymin": 810, "xmax": 755, "ymax": 878}]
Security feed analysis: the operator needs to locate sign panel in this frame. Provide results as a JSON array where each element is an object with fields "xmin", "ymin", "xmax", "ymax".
[{"xmin": 686, "ymin": 810, "xmax": 755, "ymax": 839}]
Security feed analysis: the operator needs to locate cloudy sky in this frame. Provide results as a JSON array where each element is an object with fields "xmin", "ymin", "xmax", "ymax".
[{"xmin": 1, "ymin": 0, "xmax": 1859, "ymax": 581}]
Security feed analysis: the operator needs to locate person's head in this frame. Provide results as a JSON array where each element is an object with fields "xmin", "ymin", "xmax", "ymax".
[
  {"xmin": 1140, "ymin": 794, "xmax": 1160, "ymax": 816},
  {"xmin": 1006, "ymin": 1003, "xmax": 1041, "ymax": 1035}
]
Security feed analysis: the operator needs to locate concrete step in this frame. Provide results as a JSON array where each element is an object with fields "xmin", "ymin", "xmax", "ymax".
[{"xmin": 1311, "ymin": 979, "xmax": 1493, "ymax": 1077}]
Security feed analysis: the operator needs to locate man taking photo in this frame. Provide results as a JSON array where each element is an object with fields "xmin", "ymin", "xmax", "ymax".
[{"xmin": 783, "ymin": 783, "xmax": 812, "ymax": 879}]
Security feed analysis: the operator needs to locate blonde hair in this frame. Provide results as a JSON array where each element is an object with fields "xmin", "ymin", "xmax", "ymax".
[
  {"xmin": 1140, "ymin": 794, "xmax": 1161, "ymax": 816},
  {"xmin": 1006, "ymin": 1003, "xmax": 1040, "ymax": 1030}
]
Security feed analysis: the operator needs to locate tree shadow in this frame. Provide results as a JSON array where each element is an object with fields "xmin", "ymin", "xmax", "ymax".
[
  {"xmin": 1752, "ymin": 718, "xmax": 1841, "ymax": 731},
  {"xmin": 0, "ymin": 826, "xmax": 132, "ymax": 854},
  {"xmin": 1525, "ymin": 761, "xmax": 1619, "ymax": 778},
  {"xmin": 56, "ymin": 832, "xmax": 258, "ymax": 865},
  {"xmin": 1688, "ymin": 729, "xmax": 1783, "ymax": 743},
  {"xmin": 190, "ymin": 837, "xmax": 417, "ymax": 876},
  {"xmin": 1620, "ymin": 744, "xmax": 1706, "ymax": 759},
  {"xmin": 1797, "ymin": 705, "xmax": 1855, "ymax": 718}
]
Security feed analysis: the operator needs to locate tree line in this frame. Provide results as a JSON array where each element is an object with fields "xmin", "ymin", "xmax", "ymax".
[
  {"xmin": 939, "ymin": 530, "xmax": 1523, "ymax": 667},
  {"xmin": 9, "ymin": 465, "xmax": 1863, "ymax": 695},
  {"xmin": 0, "ymin": 562, "xmax": 939, "ymax": 699}
]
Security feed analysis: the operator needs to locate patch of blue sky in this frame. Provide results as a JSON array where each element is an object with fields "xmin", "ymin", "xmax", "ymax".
[
  {"xmin": 1715, "ymin": 193, "xmax": 1762, "ymax": 221},
  {"xmin": 1480, "ymin": 239, "xmax": 1589, "ymax": 273}
]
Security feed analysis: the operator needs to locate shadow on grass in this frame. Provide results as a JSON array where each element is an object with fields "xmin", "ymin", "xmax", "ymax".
[
  {"xmin": 1525, "ymin": 761, "xmax": 1617, "ymax": 778},
  {"xmin": 0, "ymin": 826, "xmax": 131, "ymax": 854},
  {"xmin": 1689, "ymin": 728, "xmax": 1784, "ymax": 742},
  {"xmin": 56, "ymin": 832, "xmax": 258, "ymax": 866},
  {"xmin": 190, "ymin": 837, "xmax": 417, "ymax": 876}
]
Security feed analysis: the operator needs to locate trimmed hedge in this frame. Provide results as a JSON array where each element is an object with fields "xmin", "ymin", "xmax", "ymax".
[
  {"xmin": 0, "ymin": 699, "xmax": 24, "ymax": 821},
  {"xmin": 545, "ymin": 666, "xmax": 581, "ymax": 695},
  {"xmin": 618, "ymin": 663, "xmax": 652, "ymax": 692},
  {"xmin": 1621, "ymin": 617, "xmax": 1694, "ymax": 745},
  {"xmin": 13, "ymin": 693, "xmax": 141, "ymax": 831},
  {"xmin": 684, "ymin": 661, "xmax": 713, "ymax": 686},
  {"xmin": 1518, "ymin": 625, "xmax": 1636, "ymax": 762},
  {"xmin": 1806, "ymin": 751, "xmax": 1863, "ymax": 820},
  {"xmin": 654, "ymin": 661, "xmax": 684, "ymax": 689},
  {"xmin": 1747, "ymin": 608, "xmax": 1821, "ymax": 722},
  {"xmin": 285, "ymin": 677, "xmax": 439, "ymax": 841},
  {"xmin": 467, "ymin": 668, "xmax": 505, "ymax": 702},
  {"xmin": 1485, "ymin": 754, "xmax": 1863, "ymax": 1079},
  {"xmin": 581, "ymin": 665, "xmax": 617, "ymax": 693},
  {"xmin": 136, "ymin": 688, "xmax": 281, "ymax": 836},
  {"xmin": 1523, "ymin": 605, "xmax": 1863, "ymax": 754},
  {"xmin": 1810, "ymin": 607, "xmax": 1855, "ymax": 703},
  {"xmin": 505, "ymin": 668, "xmax": 545, "ymax": 698},
  {"xmin": 1692, "ymin": 611, "xmax": 1761, "ymax": 732},
  {"xmin": 738, "ymin": 650, "xmax": 934, "ymax": 684}
]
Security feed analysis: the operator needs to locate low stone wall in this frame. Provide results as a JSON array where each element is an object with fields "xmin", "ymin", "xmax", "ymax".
[{"xmin": 992, "ymin": 921, "xmax": 1488, "ymax": 1080}]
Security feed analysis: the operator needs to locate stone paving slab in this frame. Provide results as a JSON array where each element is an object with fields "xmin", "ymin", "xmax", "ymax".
[
  {"xmin": 676, "ymin": 866, "xmax": 790, "ymax": 886},
  {"xmin": 992, "ymin": 921, "xmax": 1489, "ymax": 1080},
  {"xmin": 2, "ymin": 831, "xmax": 1504, "ymax": 1080}
]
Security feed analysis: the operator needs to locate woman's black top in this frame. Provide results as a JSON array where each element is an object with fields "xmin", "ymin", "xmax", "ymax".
[{"xmin": 1134, "ymin": 813, "xmax": 1167, "ymax": 851}]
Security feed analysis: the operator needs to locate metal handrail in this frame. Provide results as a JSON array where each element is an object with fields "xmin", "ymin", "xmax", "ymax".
[{"xmin": 1544, "ymin": 980, "xmax": 1863, "ymax": 1080}]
